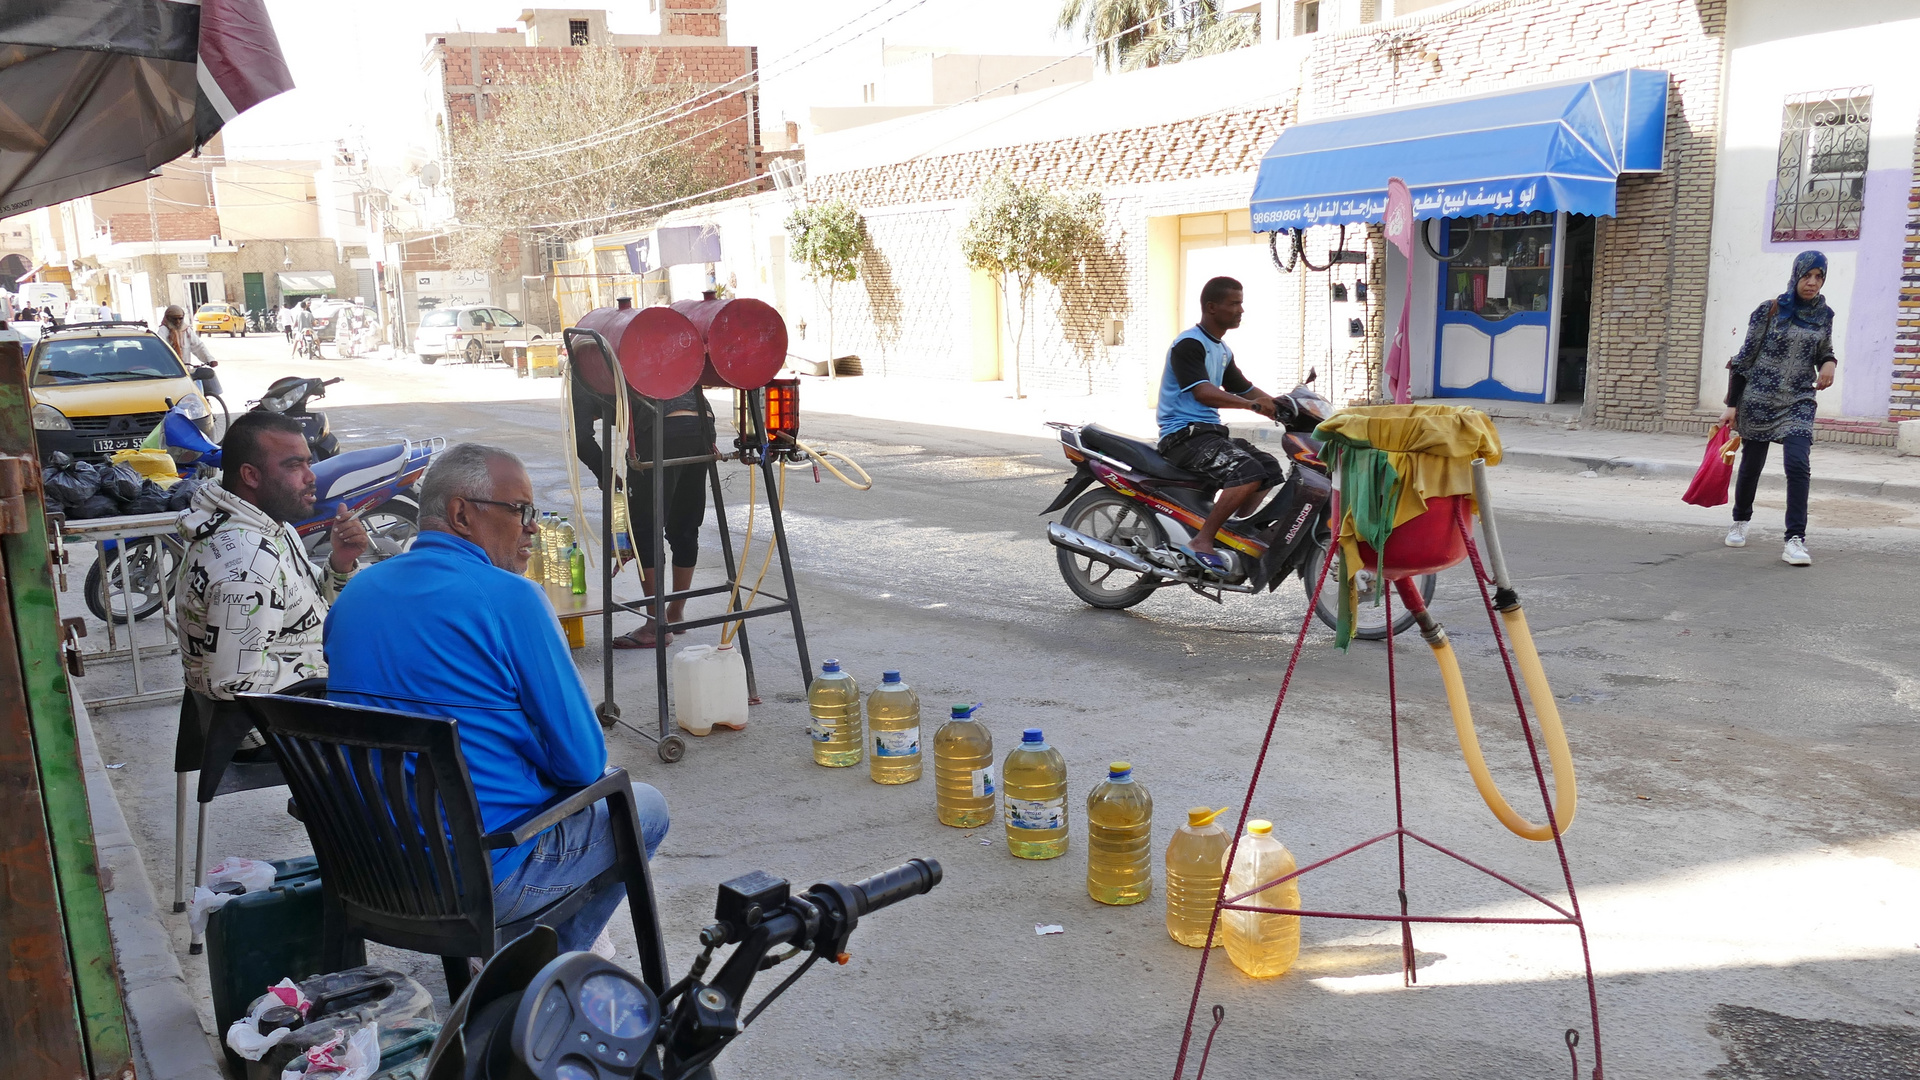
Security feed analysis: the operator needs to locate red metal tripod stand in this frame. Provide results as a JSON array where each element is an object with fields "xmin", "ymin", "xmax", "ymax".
[{"xmin": 1173, "ymin": 506, "xmax": 1603, "ymax": 1080}]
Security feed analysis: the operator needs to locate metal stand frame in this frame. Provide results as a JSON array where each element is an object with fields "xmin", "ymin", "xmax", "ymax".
[
  {"xmin": 566, "ymin": 328, "xmax": 812, "ymax": 763},
  {"xmin": 60, "ymin": 513, "xmax": 185, "ymax": 708}
]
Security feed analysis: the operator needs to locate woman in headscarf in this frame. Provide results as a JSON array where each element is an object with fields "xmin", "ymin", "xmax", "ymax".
[
  {"xmin": 160, "ymin": 304, "xmax": 216, "ymax": 366},
  {"xmin": 1718, "ymin": 250, "xmax": 1837, "ymax": 566}
]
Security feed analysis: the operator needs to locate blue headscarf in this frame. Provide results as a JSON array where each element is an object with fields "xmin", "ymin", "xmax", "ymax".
[{"xmin": 1775, "ymin": 250, "xmax": 1834, "ymax": 332}]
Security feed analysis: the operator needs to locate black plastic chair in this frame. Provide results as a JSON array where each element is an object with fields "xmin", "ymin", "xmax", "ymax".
[
  {"xmin": 172, "ymin": 678, "xmax": 328, "ymax": 952},
  {"xmin": 240, "ymin": 693, "xmax": 668, "ymax": 1000}
]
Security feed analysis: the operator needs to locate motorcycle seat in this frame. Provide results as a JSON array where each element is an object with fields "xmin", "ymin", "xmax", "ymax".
[
  {"xmin": 1079, "ymin": 424, "xmax": 1199, "ymax": 483},
  {"xmin": 312, "ymin": 442, "xmax": 409, "ymax": 502}
]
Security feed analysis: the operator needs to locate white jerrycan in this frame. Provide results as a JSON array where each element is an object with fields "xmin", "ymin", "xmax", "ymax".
[{"xmin": 673, "ymin": 644, "xmax": 749, "ymax": 735}]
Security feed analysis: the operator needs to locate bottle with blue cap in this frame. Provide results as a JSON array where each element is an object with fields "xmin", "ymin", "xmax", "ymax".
[
  {"xmin": 1003, "ymin": 727, "xmax": 1068, "ymax": 859},
  {"xmin": 1086, "ymin": 762, "xmax": 1153, "ymax": 905},
  {"xmin": 807, "ymin": 659, "xmax": 862, "ymax": 767},
  {"xmin": 866, "ymin": 669, "xmax": 921, "ymax": 784},
  {"xmin": 934, "ymin": 703, "xmax": 994, "ymax": 827}
]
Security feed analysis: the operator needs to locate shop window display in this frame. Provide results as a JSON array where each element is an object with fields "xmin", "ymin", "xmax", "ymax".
[{"xmin": 1443, "ymin": 212, "xmax": 1555, "ymax": 322}]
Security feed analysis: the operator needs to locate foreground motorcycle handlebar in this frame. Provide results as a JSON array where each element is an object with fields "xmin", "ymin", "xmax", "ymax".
[{"xmin": 424, "ymin": 858, "xmax": 942, "ymax": 1080}]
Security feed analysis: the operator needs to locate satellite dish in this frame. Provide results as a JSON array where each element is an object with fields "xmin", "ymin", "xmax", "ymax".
[{"xmin": 419, "ymin": 161, "xmax": 442, "ymax": 188}]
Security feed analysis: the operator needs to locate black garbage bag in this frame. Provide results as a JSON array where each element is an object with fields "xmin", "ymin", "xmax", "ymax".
[
  {"xmin": 165, "ymin": 477, "xmax": 208, "ymax": 512},
  {"xmin": 42, "ymin": 458, "xmax": 103, "ymax": 511},
  {"xmin": 99, "ymin": 462, "xmax": 143, "ymax": 502},
  {"xmin": 72, "ymin": 494, "xmax": 120, "ymax": 520},
  {"xmin": 122, "ymin": 480, "xmax": 172, "ymax": 515}
]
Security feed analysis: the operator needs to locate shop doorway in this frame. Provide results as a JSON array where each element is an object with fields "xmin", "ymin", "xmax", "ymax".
[
  {"xmin": 243, "ymin": 272, "xmax": 267, "ymax": 313},
  {"xmin": 186, "ymin": 279, "xmax": 209, "ymax": 309},
  {"xmin": 1555, "ymin": 215, "xmax": 1596, "ymax": 402}
]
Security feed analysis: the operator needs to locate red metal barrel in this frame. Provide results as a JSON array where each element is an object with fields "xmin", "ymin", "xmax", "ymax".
[
  {"xmin": 574, "ymin": 303, "xmax": 706, "ymax": 399},
  {"xmin": 670, "ymin": 294, "xmax": 788, "ymax": 390}
]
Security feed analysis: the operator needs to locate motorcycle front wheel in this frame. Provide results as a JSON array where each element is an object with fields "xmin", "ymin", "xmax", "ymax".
[
  {"xmin": 84, "ymin": 538, "xmax": 181, "ymax": 624},
  {"xmin": 1055, "ymin": 488, "xmax": 1168, "ymax": 610},
  {"xmin": 308, "ymin": 495, "xmax": 420, "ymax": 568},
  {"xmin": 1303, "ymin": 539, "xmax": 1433, "ymax": 641}
]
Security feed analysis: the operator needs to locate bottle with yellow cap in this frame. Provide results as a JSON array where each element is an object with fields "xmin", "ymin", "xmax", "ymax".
[
  {"xmin": 1002, "ymin": 728, "xmax": 1067, "ymax": 859},
  {"xmin": 1222, "ymin": 819, "xmax": 1302, "ymax": 977},
  {"xmin": 1086, "ymin": 762, "xmax": 1153, "ymax": 905},
  {"xmin": 1164, "ymin": 805, "xmax": 1231, "ymax": 946}
]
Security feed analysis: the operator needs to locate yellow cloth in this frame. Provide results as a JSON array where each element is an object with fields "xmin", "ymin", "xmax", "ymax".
[{"xmin": 1316, "ymin": 404, "xmax": 1503, "ymax": 560}]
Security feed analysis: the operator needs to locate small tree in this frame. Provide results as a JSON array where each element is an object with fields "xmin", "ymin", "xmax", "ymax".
[
  {"xmin": 784, "ymin": 199, "xmax": 865, "ymax": 379},
  {"xmin": 959, "ymin": 173, "xmax": 1105, "ymax": 399}
]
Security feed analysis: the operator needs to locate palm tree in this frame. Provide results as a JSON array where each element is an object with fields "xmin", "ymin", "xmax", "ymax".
[{"xmin": 1056, "ymin": 0, "xmax": 1167, "ymax": 71}]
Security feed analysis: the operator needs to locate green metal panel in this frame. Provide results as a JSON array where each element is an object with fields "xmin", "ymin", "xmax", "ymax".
[
  {"xmin": 0, "ymin": 338, "xmax": 132, "ymax": 1078},
  {"xmin": 244, "ymin": 272, "xmax": 268, "ymax": 312}
]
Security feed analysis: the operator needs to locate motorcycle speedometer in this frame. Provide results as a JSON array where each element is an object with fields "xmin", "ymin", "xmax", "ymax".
[{"xmin": 509, "ymin": 952, "xmax": 660, "ymax": 1080}]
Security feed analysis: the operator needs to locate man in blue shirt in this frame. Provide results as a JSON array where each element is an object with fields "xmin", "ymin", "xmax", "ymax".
[
  {"xmin": 325, "ymin": 442, "xmax": 668, "ymax": 956},
  {"xmin": 1157, "ymin": 275, "xmax": 1284, "ymax": 574}
]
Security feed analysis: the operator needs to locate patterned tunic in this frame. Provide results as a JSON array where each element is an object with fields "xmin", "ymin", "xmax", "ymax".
[
  {"xmin": 1727, "ymin": 299, "xmax": 1836, "ymax": 443},
  {"xmin": 176, "ymin": 483, "xmax": 352, "ymax": 699}
]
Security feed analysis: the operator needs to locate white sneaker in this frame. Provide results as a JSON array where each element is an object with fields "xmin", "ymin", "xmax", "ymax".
[
  {"xmin": 1724, "ymin": 521, "xmax": 1750, "ymax": 547},
  {"xmin": 591, "ymin": 927, "xmax": 618, "ymax": 961},
  {"xmin": 1782, "ymin": 537, "xmax": 1811, "ymax": 566}
]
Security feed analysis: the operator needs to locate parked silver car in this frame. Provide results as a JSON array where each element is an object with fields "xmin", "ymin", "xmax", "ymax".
[{"xmin": 413, "ymin": 304, "xmax": 546, "ymax": 364}]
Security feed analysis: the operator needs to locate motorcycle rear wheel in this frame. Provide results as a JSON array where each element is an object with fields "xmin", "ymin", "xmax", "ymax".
[
  {"xmin": 1055, "ymin": 488, "xmax": 1168, "ymax": 610},
  {"xmin": 84, "ymin": 538, "xmax": 181, "ymax": 624},
  {"xmin": 1303, "ymin": 539, "xmax": 1432, "ymax": 641},
  {"xmin": 307, "ymin": 496, "xmax": 420, "ymax": 568}
]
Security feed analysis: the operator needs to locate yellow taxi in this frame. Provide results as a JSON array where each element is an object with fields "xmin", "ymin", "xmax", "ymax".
[
  {"xmin": 195, "ymin": 301, "xmax": 247, "ymax": 337},
  {"xmin": 30, "ymin": 324, "xmax": 215, "ymax": 462}
]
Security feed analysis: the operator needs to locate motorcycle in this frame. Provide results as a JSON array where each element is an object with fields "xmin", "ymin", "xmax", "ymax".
[
  {"xmin": 82, "ymin": 389, "xmax": 442, "ymax": 622},
  {"xmin": 252, "ymin": 375, "xmax": 342, "ymax": 461},
  {"xmin": 1042, "ymin": 371, "xmax": 1434, "ymax": 640},
  {"xmin": 425, "ymin": 858, "xmax": 941, "ymax": 1080},
  {"xmin": 294, "ymin": 327, "xmax": 321, "ymax": 361}
]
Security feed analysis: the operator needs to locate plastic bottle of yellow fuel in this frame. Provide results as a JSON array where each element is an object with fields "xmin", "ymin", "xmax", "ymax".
[
  {"xmin": 1222, "ymin": 819, "xmax": 1302, "ymax": 978},
  {"xmin": 867, "ymin": 670, "xmax": 921, "ymax": 784},
  {"xmin": 1164, "ymin": 806, "xmax": 1230, "ymax": 947},
  {"xmin": 525, "ymin": 514, "xmax": 548, "ymax": 582},
  {"xmin": 1086, "ymin": 762, "xmax": 1153, "ymax": 905},
  {"xmin": 807, "ymin": 659, "xmax": 862, "ymax": 767},
  {"xmin": 1003, "ymin": 728, "xmax": 1067, "ymax": 859},
  {"xmin": 933, "ymin": 704, "xmax": 994, "ymax": 827}
]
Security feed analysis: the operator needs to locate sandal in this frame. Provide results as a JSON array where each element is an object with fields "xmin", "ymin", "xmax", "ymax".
[
  {"xmin": 612, "ymin": 625, "xmax": 681, "ymax": 649},
  {"xmin": 1174, "ymin": 544, "xmax": 1229, "ymax": 576}
]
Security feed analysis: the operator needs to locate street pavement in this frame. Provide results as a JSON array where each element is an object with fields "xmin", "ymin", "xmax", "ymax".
[{"xmin": 77, "ymin": 338, "xmax": 1920, "ymax": 1079}]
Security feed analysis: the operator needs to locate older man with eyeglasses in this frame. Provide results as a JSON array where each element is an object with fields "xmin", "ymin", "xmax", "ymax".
[{"xmin": 323, "ymin": 442, "xmax": 669, "ymax": 958}]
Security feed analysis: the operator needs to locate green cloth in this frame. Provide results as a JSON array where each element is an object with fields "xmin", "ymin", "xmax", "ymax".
[{"xmin": 1323, "ymin": 441, "xmax": 1401, "ymax": 650}]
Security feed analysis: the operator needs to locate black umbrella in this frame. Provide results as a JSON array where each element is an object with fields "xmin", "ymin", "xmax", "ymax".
[{"xmin": 0, "ymin": 0, "xmax": 293, "ymax": 218}]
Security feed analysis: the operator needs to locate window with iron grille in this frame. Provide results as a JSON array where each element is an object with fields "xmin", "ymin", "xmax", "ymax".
[
  {"xmin": 569, "ymin": 19, "xmax": 590, "ymax": 45},
  {"xmin": 1771, "ymin": 88, "xmax": 1871, "ymax": 242}
]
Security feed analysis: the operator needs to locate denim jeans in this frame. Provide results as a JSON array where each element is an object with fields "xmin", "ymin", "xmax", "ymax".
[
  {"xmin": 1732, "ymin": 433, "xmax": 1812, "ymax": 540},
  {"xmin": 491, "ymin": 782, "xmax": 670, "ymax": 953}
]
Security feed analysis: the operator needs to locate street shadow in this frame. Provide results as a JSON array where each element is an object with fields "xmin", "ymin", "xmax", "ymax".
[{"xmin": 858, "ymin": 222, "xmax": 901, "ymax": 378}]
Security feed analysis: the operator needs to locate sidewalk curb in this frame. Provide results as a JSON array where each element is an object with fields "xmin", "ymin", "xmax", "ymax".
[
  {"xmin": 76, "ymin": 698, "xmax": 224, "ymax": 1080},
  {"xmin": 1498, "ymin": 446, "xmax": 1920, "ymax": 504}
]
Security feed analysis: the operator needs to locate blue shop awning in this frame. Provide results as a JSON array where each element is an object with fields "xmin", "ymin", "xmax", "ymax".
[{"xmin": 1249, "ymin": 69, "xmax": 1669, "ymax": 230}]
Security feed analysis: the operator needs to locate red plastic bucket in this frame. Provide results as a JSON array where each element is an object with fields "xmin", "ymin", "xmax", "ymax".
[{"xmin": 1354, "ymin": 495, "xmax": 1469, "ymax": 579}]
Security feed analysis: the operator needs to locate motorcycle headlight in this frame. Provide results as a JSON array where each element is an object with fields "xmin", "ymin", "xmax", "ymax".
[
  {"xmin": 173, "ymin": 394, "xmax": 210, "ymax": 421},
  {"xmin": 32, "ymin": 402, "xmax": 71, "ymax": 430}
]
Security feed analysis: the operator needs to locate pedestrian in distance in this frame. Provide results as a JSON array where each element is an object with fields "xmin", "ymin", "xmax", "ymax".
[
  {"xmin": 1719, "ymin": 250, "xmax": 1837, "ymax": 566},
  {"xmin": 278, "ymin": 303, "xmax": 295, "ymax": 343}
]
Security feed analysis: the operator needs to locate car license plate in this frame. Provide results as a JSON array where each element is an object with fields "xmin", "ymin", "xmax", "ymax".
[{"xmin": 93, "ymin": 437, "xmax": 143, "ymax": 452}]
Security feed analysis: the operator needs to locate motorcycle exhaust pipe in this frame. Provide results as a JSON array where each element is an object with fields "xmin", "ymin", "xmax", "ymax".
[{"xmin": 1047, "ymin": 523, "xmax": 1158, "ymax": 576}]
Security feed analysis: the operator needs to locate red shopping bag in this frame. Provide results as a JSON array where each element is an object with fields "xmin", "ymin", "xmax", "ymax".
[{"xmin": 1682, "ymin": 425, "xmax": 1741, "ymax": 507}]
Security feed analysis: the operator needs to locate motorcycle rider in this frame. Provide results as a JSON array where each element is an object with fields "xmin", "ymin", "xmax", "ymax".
[
  {"xmin": 292, "ymin": 298, "xmax": 316, "ymax": 357},
  {"xmin": 177, "ymin": 412, "xmax": 371, "ymax": 700},
  {"xmin": 160, "ymin": 304, "xmax": 215, "ymax": 366},
  {"xmin": 1156, "ymin": 276, "xmax": 1285, "ymax": 575}
]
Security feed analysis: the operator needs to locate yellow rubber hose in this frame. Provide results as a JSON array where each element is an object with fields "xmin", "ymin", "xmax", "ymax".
[{"xmin": 1427, "ymin": 614, "xmax": 1577, "ymax": 841}]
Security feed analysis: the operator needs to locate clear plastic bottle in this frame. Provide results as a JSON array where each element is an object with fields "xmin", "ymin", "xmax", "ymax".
[
  {"xmin": 1164, "ymin": 806, "xmax": 1231, "ymax": 947},
  {"xmin": 551, "ymin": 518, "xmax": 576, "ymax": 589},
  {"xmin": 807, "ymin": 659, "xmax": 862, "ymax": 767},
  {"xmin": 1222, "ymin": 819, "xmax": 1302, "ymax": 978},
  {"xmin": 1086, "ymin": 762, "xmax": 1153, "ymax": 905},
  {"xmin": 1003, "ymin": 728, "xmax": 1067, "ymax": 860},
  {"xmin": 866, "ymin": 670, "xmax": 921, "ymax": 784},
  {"xmin": 933, "ymin": 704, "xmax": 994, "ymax": 828}
]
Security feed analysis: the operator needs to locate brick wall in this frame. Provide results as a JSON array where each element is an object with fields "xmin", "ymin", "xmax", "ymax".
[
  {"xmin": 1894, "ymin": 112, "xmax": 1920, "ymax": 421},
  {"xmin": 108, "ymin": 209, "xmax": 221, "ymax": 244}
]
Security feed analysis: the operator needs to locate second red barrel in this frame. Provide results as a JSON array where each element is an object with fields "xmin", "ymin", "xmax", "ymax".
[
  {"xmin": 575, "ymin": 301, "xmax": 707, "ymax": 400},
  {"xmin": 670, "ymin": 293, "xmax": 789, "ymax": 390}
]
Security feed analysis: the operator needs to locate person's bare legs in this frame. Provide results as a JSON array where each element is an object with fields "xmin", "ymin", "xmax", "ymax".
[
  {"xmin": 1189, "ymin": 480, "xmax": 1260, "ymax": 556},
  {"xmin": 619, "ymin": 564, "xmax": 697, "ymax": 647}
]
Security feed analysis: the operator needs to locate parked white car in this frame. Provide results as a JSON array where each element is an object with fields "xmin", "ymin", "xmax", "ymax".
[{"xmin": 413, "ymin": 304, "xmax": 546, "ymax": 364}]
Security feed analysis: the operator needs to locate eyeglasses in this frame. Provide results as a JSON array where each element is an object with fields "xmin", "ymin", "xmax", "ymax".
[{"xmin": 464, "ymin": 498, "xmax": 538, "ymax": 526}]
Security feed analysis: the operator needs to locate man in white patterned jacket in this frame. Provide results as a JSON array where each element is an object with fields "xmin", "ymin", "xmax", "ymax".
[{"xmin": 177, "ymin": 412, "xmax": 369, "ymax": 699}]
